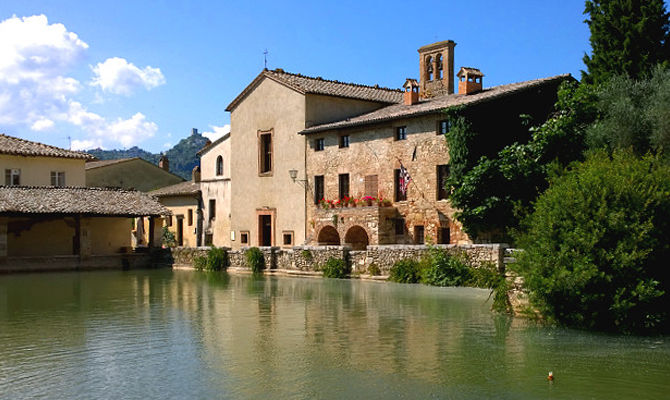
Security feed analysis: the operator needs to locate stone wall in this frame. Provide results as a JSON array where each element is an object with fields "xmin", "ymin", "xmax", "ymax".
[{"xmin": 168, "ymin": 244, "xmax": 505, "ymax": 276}]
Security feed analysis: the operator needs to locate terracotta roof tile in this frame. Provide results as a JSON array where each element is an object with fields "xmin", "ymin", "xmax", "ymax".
[
  {"xmin": 149, "ymin": 181, "xmax": 200, "ymax": 197},
  {"xmin": 0, "ymin": 186, "xmax": 169, "ymax": 216},
  {"xmin": 0, "ymin": 134, "xmax": 95, "ymax": 160},
  {"xmin": 300, "ymin": 74, "xmax": 572, "ymax": 134},
  {"xmin": 226, "ymin": 69, "xmax": 403, "ymax": 111}
]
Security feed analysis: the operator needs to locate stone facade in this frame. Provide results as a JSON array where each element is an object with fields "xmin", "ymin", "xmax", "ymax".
[{"xmin": 306, "ymin": 114, "xmax": 469, "ymax": 247}]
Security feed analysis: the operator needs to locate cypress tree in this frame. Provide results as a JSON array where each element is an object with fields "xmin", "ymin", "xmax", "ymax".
[{"xmin": 582, "ymin": 0, "xmax": 670, "ymax": 84}]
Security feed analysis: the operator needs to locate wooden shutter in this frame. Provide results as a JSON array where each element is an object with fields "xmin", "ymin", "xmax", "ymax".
[{"xmin": 364, "ymin": 175, "xmax": 378, "ymax": 197}]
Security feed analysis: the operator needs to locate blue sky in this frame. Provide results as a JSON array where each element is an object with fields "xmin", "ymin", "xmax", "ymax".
[{"xmin": 0, "ymin": 0, "xmax": 592, "ymax": 152}]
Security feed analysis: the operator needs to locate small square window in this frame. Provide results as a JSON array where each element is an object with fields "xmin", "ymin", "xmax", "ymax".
[
  {"xmin": 395, "ymin": 126, "xmax": 407, "ymax": 141},
  {"xmin": 339, "ymin": 135, "xmax": 350, "ymax": 148},
  {"xmin": 5, "ymin": 169, "xmax": 20, "ymax": 186},
  {"xmin": 240, "ymin": 231, "xmax": 249, "ymax": 245},
  {"xmin": 50, "ymin": 171, "xmax": 65, "ymax": 187},
  {"xmin": 315, "ymin": 138, "xmax": 325, "ymax": 151},
  {"xmin": 282, "ymin": 231, "xmax": 294, "ymax": 247},
  {"xmin": 438, "ymin": 120, "xmax": 451, "ymax": 135}
]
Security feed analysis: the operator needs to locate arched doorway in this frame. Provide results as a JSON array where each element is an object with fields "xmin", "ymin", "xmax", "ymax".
[
  {"xmin": 317, "ymin": 225, "xmax": 340, "ymax": 245},
  {"xmin": 344, "ymin": 225, "xmax": 369, "ymax": 250}
]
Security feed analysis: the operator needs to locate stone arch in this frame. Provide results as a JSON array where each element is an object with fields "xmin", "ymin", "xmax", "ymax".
[
  {"xmin": 344, "ymin": 225, "xmax": 369, "ymax": 250},
  {"xmin": 317, "ymin": 225, "xmax": 340, "ymax": 245}
]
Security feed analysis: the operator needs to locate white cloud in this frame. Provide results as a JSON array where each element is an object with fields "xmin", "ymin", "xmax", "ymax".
[
  {"xmin": 30, "ymin": 118, "xmax": 54, "ymax": 131},
  {"xmin": 201, "ymin": 124, "xmax": 230, "ymax": 141},
  {"xmin": 71, "ymin": 139, "xmax": 101, "ymax": 150},
  {"xmin": 163, "ymin": 142, "xmax": 172, "ymax": 148},
  {"xmin": 0, "ymin": 14, "xmax": 164, "ymax": 149},
  {"xmin": 91, "ymin": 57, "xmax": 165, "ymax": 95},
  {"xmin": 0, "ymin": 15, "xmax": 87, "ymax": 127}
]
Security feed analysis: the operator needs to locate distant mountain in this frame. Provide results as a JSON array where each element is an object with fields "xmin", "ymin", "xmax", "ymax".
[{"xmin": 86, "ymin": 132, "xmax": 210, "ymax": 180}]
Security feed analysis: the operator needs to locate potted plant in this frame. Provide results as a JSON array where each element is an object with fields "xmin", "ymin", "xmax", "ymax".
[
  {"xmin": 319, "ymin": 198, "xmax": 329, "ymax": 210},
  {"xmin": 362, "ymin": 196, "xmax": 375, "ymax": 206}
]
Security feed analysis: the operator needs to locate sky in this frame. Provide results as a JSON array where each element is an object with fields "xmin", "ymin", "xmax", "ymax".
[{"xmin": 0, "ymin": 0, "xmax": 594, "ymax": 153}]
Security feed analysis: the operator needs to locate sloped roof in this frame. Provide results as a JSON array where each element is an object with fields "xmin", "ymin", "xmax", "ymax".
[
  {"xmin": 300, "ymin": 74, "xmax": 572, "ymax": 134},
  {"xmin": 85, "ymin": 157, "xmax": 137, "ymax": 169},
  {"xmin": 0, "ymin": 186, "xmax": 169, "ymax": 216},
  {"xmin": 0, "ymin": 134, "xmax": 95, "ymax": 160},
  {"xmin": 149, "ymin": 181, "xmax": 200, "ymax": 197},
  {"xmin": 197, "ymin": 132, "xmax": 230, "ymax": 156},
  {"xmin": 226, "ymin": 69, "xmax": 404, "ymax": 111}
]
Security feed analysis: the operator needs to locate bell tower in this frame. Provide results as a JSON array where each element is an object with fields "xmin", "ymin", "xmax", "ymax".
[{"xmin": 418, "ymin": 40, "xmax": 456, "ymax": 98}]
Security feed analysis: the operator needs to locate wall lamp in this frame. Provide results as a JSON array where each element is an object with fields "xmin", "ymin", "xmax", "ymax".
[{"xmin": 289, "ymin": 169, "xmax": 310, "ymax": 190}]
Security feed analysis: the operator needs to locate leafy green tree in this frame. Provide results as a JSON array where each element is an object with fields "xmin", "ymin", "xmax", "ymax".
[
  {"xmin": 582, "ymin": 0, "xmax": 670, "ymax": 84},
  {"xmin": 586, "ymin": 66, "xmax": 670, "ymax": 157},
  {"xmin": 447, "ymin": 82, "xmax": 597, "ymax": 241},
  {"xmin": 512, "ymin": 151, "xmax": 670, "ymax": 334}
]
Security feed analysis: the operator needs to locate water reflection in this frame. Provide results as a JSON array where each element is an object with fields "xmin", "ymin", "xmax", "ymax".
[{"xmin": 0, "ymin": 270, "xmax": 668, "ymax": 399}]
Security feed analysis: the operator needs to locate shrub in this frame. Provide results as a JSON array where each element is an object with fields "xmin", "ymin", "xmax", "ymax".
[
  {"xmin": 161, "ymin": 226, "xmax": 177, "ymax": 248},
  {"xmin": 420, "ymin": 248, "xmax": 471, "ymax": 287},
  {"xmin": 193, "ymin": 255, "xmax": 207, "ymax": 271},
  {"xmin": 389, "ymin": 259, "xmax": 421, "ymax": 283},
  {"xmin": 367, "ymin": 263, "xmax": 381, "ymax": 276},
  {"xmin": 513, "ymin": 151, "xmax": 670, "ymax": 334},
  {"xmin": 245, "ymin": 247, "xmax": 265, "ymax": 273},
  {"xmin": 206, "ymin": 247, "xmax": 229, "ymax": 271},
  {"xmin": 321, "ymin": 257, "xmax": 350, "ymax": 279}
]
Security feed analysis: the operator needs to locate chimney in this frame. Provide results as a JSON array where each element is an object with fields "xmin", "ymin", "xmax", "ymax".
[
  {"xmin": 402, "ymin": 79, "xmax": 420, "ymax": 105},
  {"xmin": 192, "ymin": 128, "xmax": 198, "ymax": 136},
  {"xmin": 158, "ymin": 154, "xmax": 169, "ymax": 172},
  {"xmin": 192, "ymin": 165, "xmax": 201, "ymax": 183},
  {"xmin": 418, "ymin": 40, "xmax": 456, "ymax": 98},
  {"xmin": 457, "ymin": 67, "xmax": 484, "ymax": 95}
]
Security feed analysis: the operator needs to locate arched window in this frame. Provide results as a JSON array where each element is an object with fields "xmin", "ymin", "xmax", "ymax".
[
  {"xmin": 216, "ymin": 155, "xmax": 223, "ymax": 176},
  {"xmin": 426, "ymin": 56, "xmax": 434, "ymax": 81},
  {"xmin": 436, "ymin": 54, "xmax": 443, "ymax": 79}
]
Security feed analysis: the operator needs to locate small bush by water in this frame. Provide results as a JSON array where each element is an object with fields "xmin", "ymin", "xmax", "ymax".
[
  {"xmin": 246, "ymin": 247, "xmax": 265, "ymax": 273},
  {"xmin": 193, "ymin": 247, "xmax": 229, "ymax": 271},
  {"xmin": 322, "ymin": 257, "xmax": 350, "ymax": 279},
  {"xmin": 388, "ymin": 247, "xmax": 510, "ymax": 312},
  {"xmin": 389, "ymin": 259, "xmax": 421, "ymax": 283}
]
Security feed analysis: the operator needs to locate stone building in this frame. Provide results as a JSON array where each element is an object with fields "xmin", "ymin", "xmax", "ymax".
[
  {"xmin": 299, "ymin": 41, "xmax": 571, "ymax": 248},
  {"xmin": 150, "ymin": 174, "xmax": 201, "ymax": 248},
  {"xmin": 225, "ymin": 69, "xmax": 403, "ymax": 250},
  {"xmin": 85, "ymin": 157, "xmax": 184, "ymax": 192},
  {"xmin": 0, "ymin": 134, "xmax": 168, "ymax": 270},
  {"xmin": 197, "ymin": 131, "xmax": 231, "ymax": 247}
]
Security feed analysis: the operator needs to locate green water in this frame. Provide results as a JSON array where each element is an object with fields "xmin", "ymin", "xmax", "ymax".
[{"xmin": 0, "ymin": 270, "xmax": 668, "ymax": 399}]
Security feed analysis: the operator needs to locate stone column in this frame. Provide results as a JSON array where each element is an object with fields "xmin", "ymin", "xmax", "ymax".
[
  {"xmin": 0, "ymin": 217, "xmax": 7, "ymax": 263},
  {"xmin": 149, "ymin": 216, "xmax": 162, "ymax": 248},
  {"xmin": 79, "ymin": 216, "xmax": 91, "ymax": 259}
]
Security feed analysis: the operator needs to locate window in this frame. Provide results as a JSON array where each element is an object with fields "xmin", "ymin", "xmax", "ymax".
[
  {"xmin": 338, "ymin": 173, "xmax": 349, "ymax": 199},
  {"xmin": 339, "ymin": 135, "xmax": 350, "ymax": 148},
  {"xmin": 394, "ymin": 218, "xmax": 405, "ymax": 235},
  {"xmin": 209, "ymin": 199, "xmax": 216, "ymax": 221},
  {"xmin": 436, "ymin": 54, "xmax": 444, "ymax": 79},
  {"xmin": 315, "ymin": 138, "xmax": 325, "ymax": 151},
  {"xmin": 395, "ymin": 126, "xmax": 407, "ymax": 141},
  {"xmin": 414, "ymin": 225, "xmax": 425, "ymax": 244},
  {"xmin": 426, "ymin": 56, "xmax": 434, "ymax": 81},
  {"xmin": 437, "ymin": 164, "xmax": 450, "ymax": 200},
  {"xmin": 364, "ymin": 175, "xmax": 378, "ymax": 197},
  {"xmin": 204, "ymin": 234, "xmax": 213, "ymax": 246},
  {"xmin": 438, "ymin": 227, "xmax": 450, "ymax": 244},
  {"xmin": 259, "ymin": 131, "xmax": 272, "ymax": 174},
  {"xmin": 394, "ymin": 169, "xmax": 407, "ymax": 201},
  {"xmin": 4, "ymin": 169, "xmax": 20, "ymax": 186},
  {"xmin": 166, "ymin": 215, "xmax": 172, "ymax": 227},
  {"xmin": 188, "ymin": 209, "xmax": 193, "ymax": 226},
  {"xmin": 216, "ymin": 155, "xmax": 223, "ymax": 176},
  {"xmin": 314, "ymin": 175, "xmax": 324, "ymax": 204},
  {"xmin": 240, "ymin": 231, "xmax": 249, "ymax": 245},
  {"xmin": 438, "ymin": 119, "xmax": 451, "ymax": 135},
  {"xmin": 50, "ymin": 171, "xmax": 65, "ymax": 187},
  {"xmin": 282, "ymin": 231, "xmax": 294, "ymax": 247}
]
